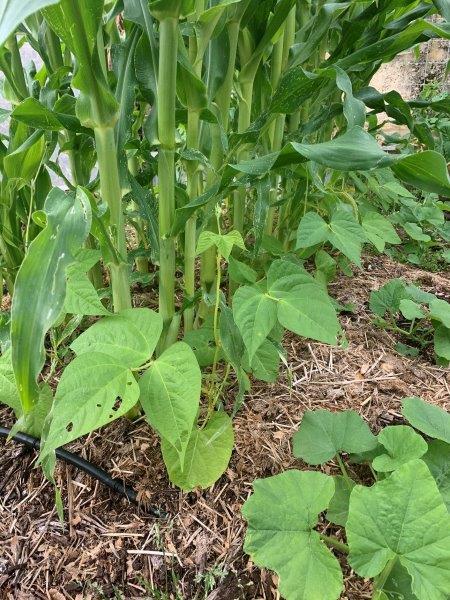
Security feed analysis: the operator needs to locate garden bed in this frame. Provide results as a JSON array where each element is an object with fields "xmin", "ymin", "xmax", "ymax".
[{"xmin": 1, "ymin": 252, "xmax": 449, "ymax": 600}]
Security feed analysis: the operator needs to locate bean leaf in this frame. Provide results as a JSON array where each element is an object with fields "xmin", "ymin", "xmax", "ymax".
[
  {"xmin": 161, "ymin": 411, "xmax": 234, "ymax": 491},
  {"xmin": 139, "ymin": 342, "xmax": 201, "ymax": 467}
]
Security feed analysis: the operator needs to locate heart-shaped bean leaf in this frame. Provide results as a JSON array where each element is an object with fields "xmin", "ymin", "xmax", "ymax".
[
  {"xmin": 40, "ymin": 353, "xmax": 140, "ymax": 459},
  {"xmin": 293, "ymin": 409, "xmax": 377, "ymax": 465},
  {"xmin": 347, "ymin": 460, "xmax": 450, "ymax": 600},
  {"xmin": 161, "ymin": 411, "xmax": 234, "ymax": 490},
  {"xmin": 139, "ymin": 342, "xmax": 201, "ymax": 467},
  {"xmin": 243, "ymin": 470, "xmax": 343, "ymax": 600},
  {"xmin": 71, "ymin": 308, "xmax": 163, "ymax": 368}
]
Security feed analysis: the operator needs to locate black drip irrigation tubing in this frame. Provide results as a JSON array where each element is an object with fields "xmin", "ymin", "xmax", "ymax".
[{"xmin": 0, "ymin": 426, "xmax": 166, "ymax": 519}]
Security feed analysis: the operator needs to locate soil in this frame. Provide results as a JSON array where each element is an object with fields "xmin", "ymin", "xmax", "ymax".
[{"xmin": 1, "ymin": 253, "xmax": 449, "ymax": 600}]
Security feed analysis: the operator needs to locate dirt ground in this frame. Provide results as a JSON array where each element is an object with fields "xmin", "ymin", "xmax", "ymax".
[{"xmin": 1, "ymin": 253, "xmax": 449, "ymax": 600}]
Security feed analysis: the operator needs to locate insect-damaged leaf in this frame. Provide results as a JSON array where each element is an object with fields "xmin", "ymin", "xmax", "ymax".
[
  {"xmin": 139, "ymin": 342, "xmax": 201, "ymax": 468},
  {"xmin": 40, "ymin": 353, "xmax": 140, "ymax": 460},
  {"xmin": 347, "ymin": 460, "xmax": 450, "ymax": 600},
  {"xmin": 293, "ymin": 409, "xmax": 377, "ymax": 465},
  {"xmin": 243, "ymin": 470, "xmax": 343, "ymax": 600},
  {"xmin": 11, "ymin": 188, "xmax": 91, "ymax": 415},
  {"xmin": 161, "ymin": 411, "xmax": 234, "ymax": 491}
]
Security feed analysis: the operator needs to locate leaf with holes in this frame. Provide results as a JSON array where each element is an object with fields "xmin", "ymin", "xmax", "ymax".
[{"xmin": 39, "ymin": 353, "xmax": 140, "ymax": 460}]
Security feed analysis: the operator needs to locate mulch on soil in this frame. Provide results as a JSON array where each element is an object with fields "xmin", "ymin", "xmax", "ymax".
[{"xmin": 1, "ymin": 253, "xmax": 449, "ymax": 600}]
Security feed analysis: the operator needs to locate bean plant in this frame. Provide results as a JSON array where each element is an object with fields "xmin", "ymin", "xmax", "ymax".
[
  {"xmin": 243, "ymin": 397, "xmax": 450, "ymax": 600},
  {"xmin": 0, "ymin": 0, "xmax": 449, "ymax": 494}
]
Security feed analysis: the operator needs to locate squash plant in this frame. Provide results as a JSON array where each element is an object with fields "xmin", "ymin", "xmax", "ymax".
[
  {"xmin": 243, "ymin": 397, "xmax": 450, "ymax": 600},
  {"xmin": 0, "ymin": 0, "xmax": 449, "ymax": 493}
]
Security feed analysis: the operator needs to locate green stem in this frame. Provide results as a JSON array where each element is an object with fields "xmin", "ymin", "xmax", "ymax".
[
  {"xmin": 336, "ymin": 453, "xmax": 353, "ymax": 490},
  {"xmin": 319, "ymin": 534, "xmax": 349, "ymax": 554},
  {"xmin": 95, "ymin": 127, "xmax": 132, "ymax": 312},
  {"xmin": 233, "ymin": 79, "xmax": 254, "ymax": 234},
  {"xmin": 201, "ymin": 19, "xmax": 240, "ymax": 297},
  {"xmin": 372, "ymin": 558, "xmax": 397, "ymax": 599},
  {"xmin": 157, "ymin": 17, "xmax": 178, "ymax": 327}
]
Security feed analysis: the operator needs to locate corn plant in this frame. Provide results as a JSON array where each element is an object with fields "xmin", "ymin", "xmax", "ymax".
[
  {"xmin": 243, "ymin": 397, "xmax": 450, "ymax": 600},
  {"xmin": 0, "ymin": 0, "xmax": 449, "ymax": 493}
]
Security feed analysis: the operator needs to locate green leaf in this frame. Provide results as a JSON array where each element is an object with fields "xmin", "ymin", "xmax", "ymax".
[
  {"xmin": 402, "ymin": 222, "xmax": 431, "ymax": 242},
  {"xmin": 422, "ymin": 440, "xmax": 450, "ymax": 511},
  {"xmin": 267, "ymin": 260, "xmax": 341, "ymax": 345},
  {"xmin": 11, "ymin": 188, "xmax": 91, "ymax": 414},
  {"xmin": 402, "ymin": 397, "xmax": 450, "ymax": 443},
  {"xmin": 245, "ymin": 339, "xmax": 281, "ymax": 383},
  {"xmin": 4, "ymin": 131, "xmax": 46, "ymax": 187},
  {"xmin": 40, "ymin": 353, "xmax": 140, "ymax": 459},
  {"xmin": 315, "ymin": 250, "xmax": 337, "ymax": 285},
  {"xmin": 399, "ymin": 299, "xmax": 425, "ymax": 321},
  {"xmin": 64, "ymin": 266, "xmax": 111, "ymax": 316},
  {"xmin": 0, "ymin": 349, "xmax": 21, "ymax": 416},
  {"xmin": 0, "ymin": 0, "xmax": 60, "ymax": 46},
  {"xmin": 242, "ymin": 470, "xmax": 343, "ymax": 600},
  {"xmin": 70, "ymin": 308, "xmax": 163, "ymax": 369},
  {"xmin": 139, "ymin": 342, "xmax": 201, "ymax": 466},
  {"xmin": 434, "ymin": 325, "xmax": 450, "ymax": 361},
  {"xmin": 362, "ymin": 212, "xmax": 401, "ymax": 252},
  {"xmin": 392, "ymin": 151, "xmax": 450, "ymax": 197},
  {"xmin": 219, "ymin": 305, "xmax": 245, "ymax": 370},
  {"xmin": 327, "ymin": 210, "xmax": 366, "ymax": 267},
  {"xmin": 296, "ymin": 212, "xmax": 328, "ymax": 248},
  {"xmin": 293, "ymin": 409, "xmax": 377, "ymax": 465},
  {"xmin": 372, "ymin": 426, "xmax": 428, "ymax": 472},
  {"xmin": 228, "ymin": 256, "xmax": 257, "ymax": 285},
  {"xmin": 369, "ymin": 279, "xmax": 407, "ymax": 317},
  {"xmin": 347, "ymin": 460, "xmax": 450, "ymax": 600},
  {"xmin": 161, "ymin": 411, "xmax": 234, "ymax": 491},
  {"xmin": 233, "ymin": 286, "xmax": 278, "ymax": 362},
  {"xmin": 326, "ymin": 475, "xmax": 355, "ymax": 527},
  {"xmin": 429, "ymin": 298, "xmax": 450, "ymax": 328},
  {"xmin": 11, "ymin": 384, "xmax": 53, "ymax": 439},
  {"xmin": 12, "ymin": 98, "xmax": 65, "ymax": 131},
  {"xmin": 383, "ymin": 562, "xmax": 417, "ymax": 600},
  {"xmin": 196, "ymin": 230, "xmax": 246, "ymax": 260}
]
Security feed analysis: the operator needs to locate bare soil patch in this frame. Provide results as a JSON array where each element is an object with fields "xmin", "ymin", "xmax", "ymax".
[{"xmin": 1, "ymin": 253, "xmax": 449, "ymax": 600}]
